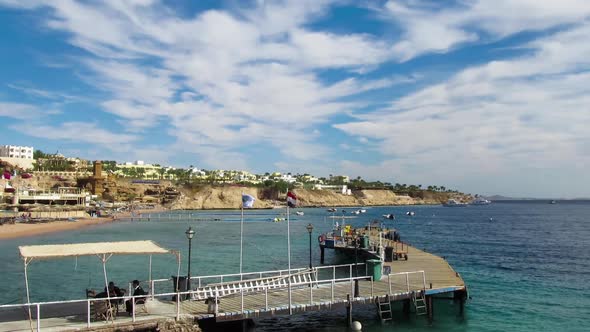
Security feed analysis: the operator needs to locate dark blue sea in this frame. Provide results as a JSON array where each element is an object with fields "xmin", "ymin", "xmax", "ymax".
[{"xmin": 0, "ymin": 201, "xmax": 589, "ymax": 331}]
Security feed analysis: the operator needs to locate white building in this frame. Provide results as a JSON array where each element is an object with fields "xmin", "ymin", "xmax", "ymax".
[{"xmin": 0, "ymin": 145, "xmax": 34, "ymax": 159}]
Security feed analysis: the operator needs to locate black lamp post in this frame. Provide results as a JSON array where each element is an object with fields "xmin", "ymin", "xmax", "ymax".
[
  {"xmin": 185, "ymin": 226, "xmax": 195, "ymax": 292},
  {"xmin": 306, "ymin": 223, "xmax": 314, "ymax": 269}
]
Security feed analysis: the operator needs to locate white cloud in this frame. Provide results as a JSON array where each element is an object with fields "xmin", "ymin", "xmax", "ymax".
[
  {"xmin": 16, "ymin": 122, "xmax": 139, "ymax": 148},
  {"xmin": 383, "ymin": 0, "xmax": 590, "ymax": 61},
  {"xmin": 0, "ymin": 0, "xmax": 394, "ymax": 167},
  {"xmin": 0, "ymin": 102, "xmax": 44, "ymax": 120},
  {"xmin": 335, "ymin": 22, "xmax": 590, "ymax": 197}
]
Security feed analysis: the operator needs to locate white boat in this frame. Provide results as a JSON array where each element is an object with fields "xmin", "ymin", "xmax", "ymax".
[
  {"xmin": 443, "ymin": 199, "xmax": 468, "ymax": 207},
  {"xmin": 471, "ymin": 197, "xmax": 491, "ymax": 205},
  {"xmin": 383, "ymin": 214, "xmax": 395, "ymax": 220},
  {"xmin": 327, "ymin": 208, "xmax": 337, "ymax": 212},
  {"xmin": 351, "ymin": 210, "xmax": 361, "ymax": 215},
  {"xmin": 406, "ymin": 211, "xmax": 415, "ymax": 216},
  {"xmin": 295, "ymin": 211, "xmax": 304, "ymax": 216},
  {"xmin": 359, "ymin": 209, "xmax": 367, "ymax": 213}
]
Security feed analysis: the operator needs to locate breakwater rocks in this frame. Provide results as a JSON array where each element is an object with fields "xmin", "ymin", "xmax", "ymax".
[{"xmin": 169, "ymin": 186, "xmax": 456, "ymax": 210}]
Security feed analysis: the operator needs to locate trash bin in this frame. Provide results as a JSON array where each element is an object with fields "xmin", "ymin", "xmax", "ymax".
[
  {"xmin": 366, "ymin": 259, "xmax": 382, "ymax": 281},
  {"xmin": 171, "ymin": 275, "xmax": 188, "ymax": 301},
  {"xmin": 361, "ymin": 236, "xmax": 369, "ymax": 249}
]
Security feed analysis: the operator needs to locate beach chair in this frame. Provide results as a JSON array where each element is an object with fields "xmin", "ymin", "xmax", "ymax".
[{"xmin": 93, "ymin": 300, "xmax": 115, "ymax": 322}]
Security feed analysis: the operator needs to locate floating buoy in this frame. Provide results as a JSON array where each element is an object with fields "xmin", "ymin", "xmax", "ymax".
[{"xmin": 351, "ymin": 321, "xmax": 362, "ymax": 331}]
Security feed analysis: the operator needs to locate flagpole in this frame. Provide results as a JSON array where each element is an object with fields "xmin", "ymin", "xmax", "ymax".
[
  {"xmin": 287, "ymin": 201, "xmax": 292, "ymax": 315},
  {"xmin": 240, "ymin": 198, "xmax": 244, "ymax": 280},
  {"xmin": 287, "ymin": 204, "xmax": 291, "ymax": 274}
]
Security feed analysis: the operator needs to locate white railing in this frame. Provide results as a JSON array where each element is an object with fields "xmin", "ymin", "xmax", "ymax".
[
  {"xmin": 387, "ymin": 270, "xmax": 426, "ymax": 294},
  {"xmin": 0, "ymin": 273, "xmax": 375, "ymax": 330},
  {"xmin": 0, "ymin": 266, "xmax": 430, "ymax": 330},
  {"xmin": 146, "ymin": 263, "xmax": 366, "ymax": 295}
]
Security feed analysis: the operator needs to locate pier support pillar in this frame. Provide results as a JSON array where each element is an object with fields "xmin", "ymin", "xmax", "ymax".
[
  {"xmin": 402, "ymin": 299, "xmax": 411, "ymax": 316},
  {"xmin": 426, "ymin": 295, "xmax": 434, "ymax": 323},
  {"xmin": 320, "ymin": 245, "xmax": 325, "ymax": 264},
  {"xmin": 454, "ymin": 289, "xmax": 466, "ymax": 316}
]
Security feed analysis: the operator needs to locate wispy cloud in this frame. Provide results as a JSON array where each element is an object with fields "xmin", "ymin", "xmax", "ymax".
[
  {"xmin": 382, "ymin": 0, "xmax": 590, "ymax": 61},
  {"xmin": 335, "ymin": 22, "xmax": 590, "ymax": 196}
]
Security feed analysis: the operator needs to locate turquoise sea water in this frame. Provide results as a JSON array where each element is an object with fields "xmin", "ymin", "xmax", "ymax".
[{"xmin": 0, "ymin": 201, "xmax": 589, "ymax": 331}]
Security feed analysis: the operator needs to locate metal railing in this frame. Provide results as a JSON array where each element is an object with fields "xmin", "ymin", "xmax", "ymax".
[
  {"xmin": 146, "ymin": 263, "xmax": 366, "ymax": 294},
  {"xmin": 0, "ymin": 265, "xmax": 428, "ymax": 331},
  {"xmin": 387, "ymin": 270, "xmax": 426, "ymax": 294}
]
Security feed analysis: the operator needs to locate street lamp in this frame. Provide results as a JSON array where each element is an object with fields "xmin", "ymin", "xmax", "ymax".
[
  {"xmin": 306, "ymin": 223, "xmax": 314, "ymax": 269},
  {"xmin": 185, "ymin": 226, "xmax": 195, "ymax": 293}
]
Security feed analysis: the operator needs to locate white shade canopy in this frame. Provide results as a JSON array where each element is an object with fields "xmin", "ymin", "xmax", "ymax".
[{"xmin": 19, "ymin": 240, "xmax": 171, "ymax": 260}]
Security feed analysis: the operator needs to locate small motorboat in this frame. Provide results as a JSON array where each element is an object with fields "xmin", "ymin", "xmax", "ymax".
[
  {"xmin": 327, "ymin": 208, "xmax": 337, "ymax": 212},
  {"xmin": 360, "ymin": 209, "xmax": 367, "ymax": 213},
  {"xmin": 406, "ymin": 211, "xmax": 415, "ymax": 216},
  {"xmin": 443, "ymin": 199, "xmax": 468, "ymax": 207},
  {"xmin": 383, "ymin": 214, "xmax": 395, "ymax": 220},
  {"xmin": 351, "ymin": 210, "xmax": 361, "ymax": 215},
  {"xmin": 295, "ymin": 211, "xmax": 304, "ymax": 216},
  {"xmin": 269, "ymin": 217, "xmax": 285, "ymax": 222}
]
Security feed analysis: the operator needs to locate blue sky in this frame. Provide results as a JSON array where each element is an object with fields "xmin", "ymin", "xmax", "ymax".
[{"xmin": 0, "ymin": 0, "xmax": 589, "ymax": 198}]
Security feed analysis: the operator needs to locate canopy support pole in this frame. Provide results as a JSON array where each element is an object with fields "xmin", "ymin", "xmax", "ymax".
[
  {"xmin": 99, "ymin": 254, "xmax": 113, "ymax": 323},
  {"xmin": 148, "ymin": 255, "xmax": 152, "ymax": 295},
  {"xmin": 23, "ymin": 258, "xmax": 31, "ymax": 304},
  {"xmin": 23, "ymin": 258, "xmax": 34, "ymax": 331}
]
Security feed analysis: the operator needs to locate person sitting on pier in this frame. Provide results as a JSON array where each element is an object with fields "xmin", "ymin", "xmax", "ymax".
[
  {"xmin": 125, "ymin": 280, "xmax": 147, "ymax": 315},
  {"xmin": 104, "ymin": 281, "xmax": 125, "ymax": 306}
]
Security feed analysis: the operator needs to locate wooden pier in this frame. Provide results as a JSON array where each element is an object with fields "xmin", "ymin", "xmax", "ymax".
[{"xmin": 0, "ymin": 227, "xmax": 467, "ymax": 331}]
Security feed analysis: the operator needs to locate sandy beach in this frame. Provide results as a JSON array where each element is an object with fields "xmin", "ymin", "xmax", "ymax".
[
  {"xmin": 0, "ymin": 217, "xmax": 114, "ymax": 240},
  {"xmin": 0, "ymin": 208, "xmax": 168, "ymax": 240}
]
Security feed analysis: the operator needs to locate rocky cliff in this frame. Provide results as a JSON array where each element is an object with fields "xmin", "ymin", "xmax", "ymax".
[{"xmin": 168, "ymin": 186, "xmax": 455, "ymax": 209}]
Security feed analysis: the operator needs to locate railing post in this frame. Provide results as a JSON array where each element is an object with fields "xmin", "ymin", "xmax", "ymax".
[
  {"xmin": 370, "ymin": 277, "xmax": 374, "ymax": 297},
  {"xmin": 215, "ymin": 291, "xmax": 219, "ymax": 315},
  {"xmin": 176, "ymin": 292, "xmax": 180, "ymax": 320},
  {"xmin": 265, "ymin": 286, "xmax": 268, "ymax": 310},
  {"xmin": 331, "ymin": 280, "xmax": 335, "ymax": 303},
  {"xmin": 36, "ymin": 303, "xmax": 40, "ymax": 331},
  {"xmin": 333, "ymin": 266, "xmax": 336, "ymax": 280},
  {"xmin": 422, "ymin": 271, "xmax": 427, "ymax": 291},
  {"xmin": 87, "ymin": 300, "xmax": 91, "ymax": 327},
  {"xmin": 151, "ymin": 280, "xmax": 155, "ymax": 300},
  {"xmin": 388, "ymin": 274, "xmax": 392, "ymax": 294},
  {"xmin": 406, "ymin": 273, "xmax": 410, "ymax": 292},
  {"xmin": 310, "ymin": 281, "xmax": 313, "ymax": 305},
  {"xmin": 349, "ymin": 265, "xmax": 352, "ymax": 280},
  {"xmin": 132, "ymin": 295, "xmax": 136, "ymax": 322},
  {"xmin": 241, "ymin": 286, "xmax": 244, "ymax": 314}
]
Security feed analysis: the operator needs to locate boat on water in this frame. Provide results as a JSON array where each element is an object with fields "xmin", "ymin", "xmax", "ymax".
[
  {"xmin": 383, "ymin": 214, "xmax": 395, "ymax": 220},
  {"xmin": 351, "ymin": 210, "xmax": 361, "ymax": 215},
  {"xmin": 406, "ymin": 211, "xmax": 415, "ymax": 216},
  {"xmin": 549, "ymin": 200, "xmax": 557, "ymax": 204},
  {"xmin": 359, "ymin": 209, "xmax": 367, "ymax": 213},
  {"xmin": 295, "ymin": 211, "xmax": 304, "ymax": 216},
  {"xmin": 471, "ymin": 197, "xmax": 492, "ymax": 205},
  {"xmin": 443, "ymin": 199, "xmax": 468, "ymax": 207},
  {"xmin": 327, "ymin": 208, "xmax": 337, "ymax": 212},
  {"xmin": 269, "ymin": 217, "xmax": 285, "ymax": 222}
]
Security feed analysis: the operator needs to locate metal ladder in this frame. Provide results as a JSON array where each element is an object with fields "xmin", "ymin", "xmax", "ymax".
[
  {"xmin": 377, "ymin": 295, "xmax": 393, "ymax": 322},
  {"xmin": 412, "ymin": 291, "xmax": 427, "ymax": 316}
]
